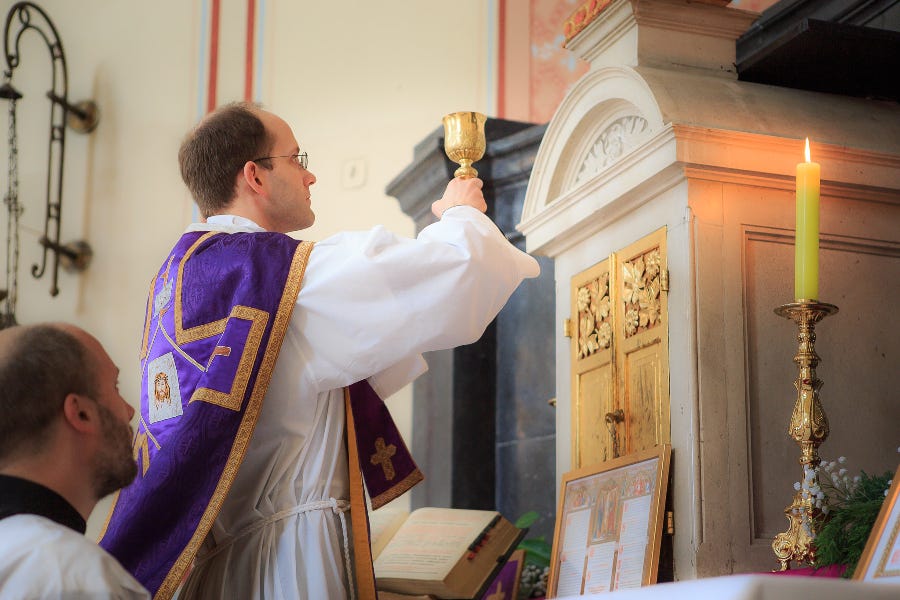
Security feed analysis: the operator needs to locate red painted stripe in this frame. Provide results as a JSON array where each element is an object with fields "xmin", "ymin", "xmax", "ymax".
[
  {"xmin": 244, "ymin": 0, "xmax": 255, "ymax": 101},
  {"xmin": 497, "ymin": 0, "xmax": 506, "ymax": 119},
  {"xmin": 207, "ymin": 0, "xmax": 222, "ymax": 113}
]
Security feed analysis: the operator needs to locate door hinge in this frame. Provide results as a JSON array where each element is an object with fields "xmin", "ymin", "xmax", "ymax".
[
  {"xmin": 564, "ymin": 318, "xmax": 573, "ymax": 338},
  {"xmin": 666, "ymin": 510, "xmax": 674, "ymax": 535},
  {"xmin": 660, "ymin": 268, "xmax": 669, "ymax": 293}
]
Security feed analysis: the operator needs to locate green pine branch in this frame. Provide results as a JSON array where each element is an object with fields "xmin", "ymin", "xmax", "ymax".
[{"xmin": 814, "ymin": 470, "xmax": 893, "ymax": 578}]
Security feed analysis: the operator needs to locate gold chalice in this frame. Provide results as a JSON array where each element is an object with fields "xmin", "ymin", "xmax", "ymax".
[{"xmin": 442, "ymin": 111, "xmax": 486, "ymax": 179}]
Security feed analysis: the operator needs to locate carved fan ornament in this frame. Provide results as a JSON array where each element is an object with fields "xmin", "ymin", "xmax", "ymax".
[
  {"xmin": 576, "ymin": 273, "xmax": 612, "ymax": 359},
  {"xmin": 622, "ymin": 248, "xmax": 662, "ymax": 338},
  {"xmin": 574, "ymin": 115, "xmax": 650, "ymax": 188}
]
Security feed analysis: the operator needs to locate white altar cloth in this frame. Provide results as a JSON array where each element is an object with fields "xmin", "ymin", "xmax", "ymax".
[{"xmin": 562, "ymin": 574, "xmax": 900, "ymax": 600}]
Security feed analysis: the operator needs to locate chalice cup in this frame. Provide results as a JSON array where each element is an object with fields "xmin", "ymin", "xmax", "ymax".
[{"xmin": 442, "ymin": 111, "xmax": 486, "ymax": 179}]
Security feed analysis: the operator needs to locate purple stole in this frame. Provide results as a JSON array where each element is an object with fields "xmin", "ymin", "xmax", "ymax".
[
  {"xmin": 98, "ymin": 229, "xmax": 422, "ymax": 599},
  {"xmin": 348, "ymin": 380, "xmax": 422, "ymax": 509}
]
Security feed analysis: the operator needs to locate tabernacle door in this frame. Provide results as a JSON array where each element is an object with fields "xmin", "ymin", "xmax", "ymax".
[
  {"xmin": 570, "ymin": 257, "xmax": 616, "ymax": 467},
  {"xmin": 569, "ymin": 227, "xmax": 670, "ymax": 467},
  {"xmin": 615, "ymin": 228, "xmax": 670, "ymax": 456}
]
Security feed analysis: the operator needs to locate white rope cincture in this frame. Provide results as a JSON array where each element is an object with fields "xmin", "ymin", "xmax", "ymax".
[
  {"xmin": 194, "ymin": 498, "xmax": 353, "ymax": 586},
  {"xmin": 331, "ymin": 497, "xmax": 355, "ymax": 600}
]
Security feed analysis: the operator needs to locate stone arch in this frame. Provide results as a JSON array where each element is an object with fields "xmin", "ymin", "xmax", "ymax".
[{"xmin": 522, "ymin": 66, "xmax": 665, "ymax": 224}]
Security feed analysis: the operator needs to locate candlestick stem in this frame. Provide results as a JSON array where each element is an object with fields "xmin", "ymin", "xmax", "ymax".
[{"xmin": 771, "ymin": 301, "xmax": 838, "ymax": 571}]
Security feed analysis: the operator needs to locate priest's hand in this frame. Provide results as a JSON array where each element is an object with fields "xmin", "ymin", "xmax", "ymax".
[{"xmin": 431, "ymin": 177, "xmax": 487, "ymax": 219}]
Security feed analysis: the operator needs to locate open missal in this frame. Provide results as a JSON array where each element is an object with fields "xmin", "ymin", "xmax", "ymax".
[{"xmin": 371, "ymin": 507, "xmax": 525, "ymax": 599}]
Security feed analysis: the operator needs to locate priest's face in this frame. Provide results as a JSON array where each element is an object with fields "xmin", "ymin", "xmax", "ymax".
[{"xmin": 257, "ymin": 111, "xmax": 317, "ymax": 233}]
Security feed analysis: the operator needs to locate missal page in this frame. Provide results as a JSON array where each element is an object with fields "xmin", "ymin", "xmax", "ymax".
[
  {"xmin": 373, "ymin": 508, "xmax": 495, "ymax": 580},
  {"xmin": 369, "ymin": 507, "xmax": 410, "ymax": 560}
]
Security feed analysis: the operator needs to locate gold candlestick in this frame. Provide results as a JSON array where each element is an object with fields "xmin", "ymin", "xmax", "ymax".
[
  {"xmin": 772, "ymin": 300, "xmax": 839, "ymax": 571},
  {"xmin": 442, "ymin": 111, "xmax": 486, "ymax": 179}
]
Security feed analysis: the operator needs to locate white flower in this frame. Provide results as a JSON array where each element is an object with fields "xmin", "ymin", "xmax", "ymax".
[
  {"xmin": 794, "ymin": 482, "xmax": 801, "ymax": 491},
  {"xmin": 838, "ymin": 456, "xmax": 847, "ymax": 464}
]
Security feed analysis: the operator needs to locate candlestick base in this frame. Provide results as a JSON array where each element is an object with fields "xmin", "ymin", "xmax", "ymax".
[{"xmin": 771, "ymin": 301, "xmax": 838, "ymax": 571}]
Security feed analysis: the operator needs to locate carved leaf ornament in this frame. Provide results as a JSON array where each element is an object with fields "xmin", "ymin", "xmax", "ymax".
[
  {"xmin": 576, "ymin": 273, "xmax": 612, "ymax": 359},
  {"xmin": 623, "ymin": 249, "xmax": 662, "ymax": 338},
  {"xmin": 574, "ymin": 115, "xmax": 650, "ymax": 188}
]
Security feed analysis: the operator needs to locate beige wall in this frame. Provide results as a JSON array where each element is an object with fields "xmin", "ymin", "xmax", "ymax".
[{"xmin": 0, "ymin": 0, "xmax": 494, "ymax": 534}]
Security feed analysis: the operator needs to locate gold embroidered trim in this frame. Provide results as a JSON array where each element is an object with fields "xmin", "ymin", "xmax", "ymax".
[
  {"xmin": 206, "ymin": 346, "xmax": 232, "ymax": 368},
  {"xmin": 133, "ymin": 431, "xmax": 151, "ymax": 476},
  {"xmin": 141, "ymin": 254, "xmax": 176, "ymax": 360},
  {"xmin": 139, "ymin": 274, "xmax": 157, "ymax": 361},
  {"xmin": 370, "ymin": 468, "xmax": 424, "ymax": 511},
  {"xmin": 142, "ymin": 316, "xmax": 162, "ymax": 373},
  {"xmin": 345, "ymin": 388, "xmax": 377, "ymax": 599},
  {"xmin": 95, "ymin": 490, "xmax": 120, "ymax": 543},
  {"xmin": 190, "ymin": 306, "xmax": 268, "ymax": 411},
  {"xmin": 174, "ymin": 232, "xmax": 228, "ymax": 346},
  {"xmin": 140, "ymin": 415, "xmax": 162, "ymax": 450},
  {"xmin": 159, "ymin": 323, "xmax": 207, "ymax": 372},
  {"xmin": 155, "ymin": 240, "xmax": 314, "ymax": 600}
]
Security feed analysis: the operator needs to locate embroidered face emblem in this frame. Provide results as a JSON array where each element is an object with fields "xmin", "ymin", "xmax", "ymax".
[
  {"xmin": 147, "ymin": 352, "xmax": 183, "ymax": 424},
  {"xmin": 154, "ymin": 372, "xmax": 171, "ymax": 406}
]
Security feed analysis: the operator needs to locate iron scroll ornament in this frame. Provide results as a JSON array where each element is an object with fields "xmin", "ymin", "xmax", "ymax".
[{"xmin": 1, "ymin": 1, "xmax": 97, "ymax": 323}]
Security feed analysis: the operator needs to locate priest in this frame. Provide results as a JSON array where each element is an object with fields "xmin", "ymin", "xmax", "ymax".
[{"xmin": 99, "ymin": 102, "xmax": 539, "ymax": 599}]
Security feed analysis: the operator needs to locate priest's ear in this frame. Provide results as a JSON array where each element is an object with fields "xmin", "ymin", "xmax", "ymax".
[
  {"xmin": 241, "ymin": 160, "xmax": 267, "ymax": 196},
  {"xmin": 61, "ymin": 393, "xmax": 100, "ymax": 435}
]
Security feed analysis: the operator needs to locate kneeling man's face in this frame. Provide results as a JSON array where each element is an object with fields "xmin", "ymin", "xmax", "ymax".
[{"xmin": 92, "ymin": 400, "xmax": 138, "ymax": 498}]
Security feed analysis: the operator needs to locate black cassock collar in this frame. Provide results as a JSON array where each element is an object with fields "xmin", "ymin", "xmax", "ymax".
[{"xmin": 0, "ymin": 474, "xmax": 86, "ymax": 534}]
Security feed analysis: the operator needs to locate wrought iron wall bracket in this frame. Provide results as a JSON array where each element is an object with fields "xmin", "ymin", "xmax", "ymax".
[
  {"xmin": 47, "ymin": 92, "xmax": 99, "ymax": 133},
  {"xmin": 2, "ymin": 1, "xmax": 99, "ymax": 306}
]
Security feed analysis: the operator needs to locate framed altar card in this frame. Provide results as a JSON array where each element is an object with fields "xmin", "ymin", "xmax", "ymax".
[
  {"xmin": 854, "ymin": 464, "xmax": 900, "ymax": 584},
  {"xmin": 546, "ymin": 445, "xmax": 671, "ymax": 598}
]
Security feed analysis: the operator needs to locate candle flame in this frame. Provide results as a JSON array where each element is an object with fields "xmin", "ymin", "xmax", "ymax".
[{"xmin": 805, "ymin": 137, "xmax": 811, "ymax": 163}]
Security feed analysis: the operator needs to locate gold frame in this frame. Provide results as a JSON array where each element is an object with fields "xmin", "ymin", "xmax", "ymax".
[
  {"xmin": 547, "ymin": 445, "xmax": 671, "ymax": 597},
  {"xmin": 853, "ymin": 464, "xmax": 900, "ymax": 583}
]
